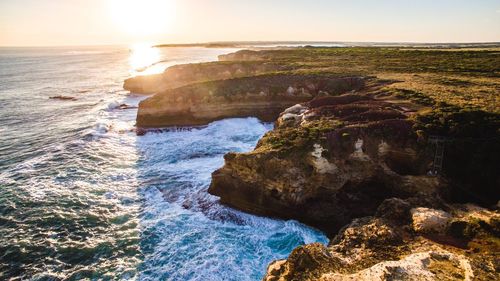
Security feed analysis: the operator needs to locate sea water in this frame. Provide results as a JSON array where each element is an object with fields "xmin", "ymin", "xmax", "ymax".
[{"xmin": 0, "ymin": 46, "xmax": 327, "ymax": 280}]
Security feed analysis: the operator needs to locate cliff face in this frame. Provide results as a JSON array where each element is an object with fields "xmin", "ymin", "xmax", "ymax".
[
  {"xmin": 136, "ymin": 75, "xmax": 366, "ymax": 128},
  {"xmin": 124, "ymin": 61, "xmax": 290, "ymax": 94},
  {"xmin": 204, "ymin": 78, "xmax": 499, "ymax": 280}
]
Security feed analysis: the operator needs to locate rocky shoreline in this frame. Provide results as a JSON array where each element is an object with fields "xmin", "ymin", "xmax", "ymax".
[{"xmin": 128, "ymin": 47, "xmax": 499, "ymax": 280}]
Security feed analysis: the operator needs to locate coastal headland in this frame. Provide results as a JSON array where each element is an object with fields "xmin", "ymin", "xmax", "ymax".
[{"xmin": 128, "ymin": 46, "xmax": 499, "ymax": 280}]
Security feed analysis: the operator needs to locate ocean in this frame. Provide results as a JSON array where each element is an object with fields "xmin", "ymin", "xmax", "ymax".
[{"xmin": 0, "ymin": 45, "xmax": 327, "ymax": 280}]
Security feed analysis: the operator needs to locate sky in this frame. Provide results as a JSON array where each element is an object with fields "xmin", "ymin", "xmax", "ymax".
[{"xmin": 0, "ymin": 0, "xmax": 499, "ymax": 46}]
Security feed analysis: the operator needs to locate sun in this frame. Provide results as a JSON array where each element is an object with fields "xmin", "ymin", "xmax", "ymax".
[{"xmin": 108, "ymin": 0, "xmax": 175, "ymax": 36}]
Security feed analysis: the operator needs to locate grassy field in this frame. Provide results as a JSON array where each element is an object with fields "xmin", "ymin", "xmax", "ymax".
[{"xmin": 221, "ymin": 47, "xmax": 499, "ymax": 113}]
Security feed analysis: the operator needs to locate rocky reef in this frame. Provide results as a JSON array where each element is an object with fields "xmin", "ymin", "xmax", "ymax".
[{"xmin": 129, "ymin": 46, "xmax": 499, "ymax": 279}]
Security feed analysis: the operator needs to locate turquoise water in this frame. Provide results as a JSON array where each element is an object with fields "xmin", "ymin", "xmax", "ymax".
[{"xmin": 0, "ymin": 46, "xmax": 327, "ymax": 280}]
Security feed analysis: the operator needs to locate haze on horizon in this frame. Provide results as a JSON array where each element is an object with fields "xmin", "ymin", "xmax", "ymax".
[{"xmin": 0, "ymin": 0, "xmax": 499, "ymax": 47}]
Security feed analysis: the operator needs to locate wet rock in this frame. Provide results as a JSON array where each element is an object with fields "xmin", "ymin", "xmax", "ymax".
[
  {"xmin": 135, "ymin": 127, "xmax": 146, "ymax": 136},
  {"xmin": 49, "ymin": 95, "xmax": 77, "ymax": 101},
  {"xmin": 118, "ymin": 103, "xmax": 137, "ymax": 110}
]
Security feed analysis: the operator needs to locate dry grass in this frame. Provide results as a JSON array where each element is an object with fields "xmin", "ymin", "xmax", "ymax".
[{"xmin": 222, "ymin": 47, "xmax": 500, "ymax": 113}]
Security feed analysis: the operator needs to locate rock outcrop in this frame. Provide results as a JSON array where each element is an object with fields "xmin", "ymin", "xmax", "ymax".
[
  {"xmin": 136, "ymin": 75, "xmax": 366, "ymax": 128},
  {"xmin": 201, "ymin": 73, "xmax": 499, "ymax": 279},
  {"xmin": 49, "ymin": 95, "xmax": 77, "ymax": 101},
  {"xmin": 263, "ymin": 201, "xmax": 500, "ymax": 281}
]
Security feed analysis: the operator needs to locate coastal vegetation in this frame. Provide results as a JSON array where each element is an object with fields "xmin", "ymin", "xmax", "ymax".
[{"xmin": 218, "ymin": 47, "xmax": 499, "ymax": 112}]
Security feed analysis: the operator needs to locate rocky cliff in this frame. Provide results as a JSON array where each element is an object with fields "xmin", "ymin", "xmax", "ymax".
[
  {"xmin": 136, "ymin": 75, "xmax": 366, "ymax": 128},
  {"xmin": 208, "ymin": 85, "xmax": 439, "ymax": 234},
  {"xmin": 205, "ymin": 85, "xmax": 499, "ymax": 279},
  {"xmin": 208, "ymin": 84, "xmax": 499, "ymax": 234},
  {"xmin": 124, "ymin": 61, "xmax": 290, "ymax": 94}
]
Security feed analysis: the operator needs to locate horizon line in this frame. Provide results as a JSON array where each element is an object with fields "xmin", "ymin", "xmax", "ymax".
[{"xmin": 1, "ymin": 40, "xmax": 500, "ymax": 48}]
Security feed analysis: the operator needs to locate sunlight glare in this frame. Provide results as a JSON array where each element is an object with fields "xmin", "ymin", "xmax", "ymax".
[
  {"xmin": 109, "ymin": 0, "xmax": 174, "ymax": 36},
  {"xmin": 129, "ymin": 43, "xmax": 161, "ymax": 75}
]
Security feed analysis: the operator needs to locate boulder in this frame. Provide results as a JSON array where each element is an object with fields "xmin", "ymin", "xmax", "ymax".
[{"xmin": 411, "ymin": 208, "xmax": 452, "ymax": 234}]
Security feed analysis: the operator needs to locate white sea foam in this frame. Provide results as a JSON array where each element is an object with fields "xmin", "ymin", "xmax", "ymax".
[
  {"xmin": 107, "ymin": 100, "xmax": 121, "ymax": 110},
  {"xmin": 137, "ymin": 118, "xmax": 327, "ymax": 281}
]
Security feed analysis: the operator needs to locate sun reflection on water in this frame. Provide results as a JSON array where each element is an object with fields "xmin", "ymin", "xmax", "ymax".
[{"xmin": 129, "ymin": 43, "xmax": 163, "ymax": 76}]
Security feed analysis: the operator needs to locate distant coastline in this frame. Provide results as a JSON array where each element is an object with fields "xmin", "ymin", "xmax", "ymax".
[{"xmin": 153, "ymin": 41, "xmax": 500, "ymax": 49}]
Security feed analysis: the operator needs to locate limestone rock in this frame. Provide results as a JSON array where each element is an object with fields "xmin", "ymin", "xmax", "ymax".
[
  {"xmin": 411, "ymin": 208, "xmax": 452, "ymax": 233},
  {"xmin": 124, "ymin": 60, "xmax": 288, "ymax": 94},
  {"xmin": 320, "ymin": 251, "xmax": 474, "ymax": 281},
  {"xmin": 263, "ymin": 203, "xmax": 499, "ymax": 281}
]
